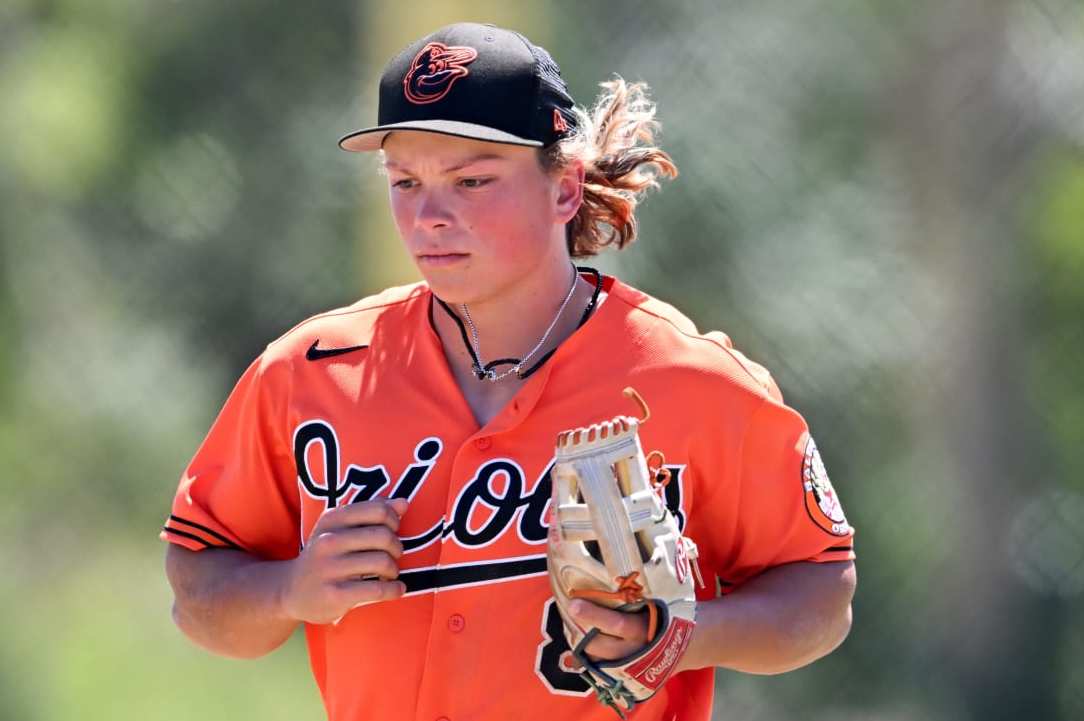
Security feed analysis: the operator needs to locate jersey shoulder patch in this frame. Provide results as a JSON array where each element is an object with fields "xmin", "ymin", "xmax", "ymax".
[{"xmin": 801, "ymin": 436, "xmax": 851, "ymax": 536}]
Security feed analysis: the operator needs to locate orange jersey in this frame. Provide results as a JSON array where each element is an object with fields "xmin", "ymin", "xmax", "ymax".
[{"xmin": 162, "ymin": 271, "xmax": 855, "ymax": 721}]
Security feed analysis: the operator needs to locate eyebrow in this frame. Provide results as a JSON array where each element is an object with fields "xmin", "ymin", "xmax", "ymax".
[{"xmin": 383, "ymin": 153, "xmax": 508, "ymax": 173}]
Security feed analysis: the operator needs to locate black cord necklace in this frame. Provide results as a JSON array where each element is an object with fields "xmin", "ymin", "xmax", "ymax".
[{"xmin": 435, "ymin": 266, "xmax": 603, "ymax": 381}]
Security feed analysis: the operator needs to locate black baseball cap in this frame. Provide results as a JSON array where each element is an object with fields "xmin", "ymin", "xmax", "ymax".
[{"xmin": 338, "ymin": 22, "xmax": 578, "ymax": 152}]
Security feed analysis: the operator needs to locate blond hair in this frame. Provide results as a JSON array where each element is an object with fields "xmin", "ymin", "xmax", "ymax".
[{"xmin": 541, "ymin": 77, "xmax": 678, "ymax": 257}]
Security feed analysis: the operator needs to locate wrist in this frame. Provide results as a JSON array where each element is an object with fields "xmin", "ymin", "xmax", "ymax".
[
  {"xmin": 256, "ymin": 557, "xmax": 300, "ymax": 625},
  {"xmin": 675, "ymin": 600, "xmax": 713, "ymax": 674}
]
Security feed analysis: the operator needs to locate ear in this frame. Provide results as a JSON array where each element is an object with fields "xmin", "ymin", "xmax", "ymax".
[{"xmin": 553, "ymin": 158, "xmax": 585, "ymax": 225}]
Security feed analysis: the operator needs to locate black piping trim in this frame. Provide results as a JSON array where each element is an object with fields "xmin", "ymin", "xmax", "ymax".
[
  {"xmin": 162, "ymin": 526, "xmax": 217, "ymax": 548},
  {"xmin": 168, "ymin": 515, "xmax": 243, "ymax": 550},
  {"xmin": 399, "ymin": 556, "xmax": 548, "ymax": 594},
  {"xmin": 825, "ymin": 546, "xmax": 854, "ymax": 553}
]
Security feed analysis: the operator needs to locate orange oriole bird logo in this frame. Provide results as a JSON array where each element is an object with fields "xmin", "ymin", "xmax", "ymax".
[{"xmin": 403, "ymin": 42, "xmax": 478, "ymax": 105}]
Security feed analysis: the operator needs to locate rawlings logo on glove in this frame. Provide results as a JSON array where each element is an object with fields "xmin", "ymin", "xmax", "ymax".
[{"xmin": 546, "ymin": 388, "xmax": 704, "ymax": 718}]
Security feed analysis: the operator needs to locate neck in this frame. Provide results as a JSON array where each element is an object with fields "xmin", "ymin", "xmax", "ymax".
[{"xmin": 434, "ymin": 264, "xmax": 597, "ymax": 383}]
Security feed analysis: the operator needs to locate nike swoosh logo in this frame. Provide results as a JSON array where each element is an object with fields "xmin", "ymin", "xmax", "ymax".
[{"xmin": 305, "ymin": 339, "xmax": 369, "ymax": 361}]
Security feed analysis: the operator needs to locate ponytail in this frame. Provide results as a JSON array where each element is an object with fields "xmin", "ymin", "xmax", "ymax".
[{"xmin": 541, "ymin": 77, "xmax": 678, "ymax": 257}]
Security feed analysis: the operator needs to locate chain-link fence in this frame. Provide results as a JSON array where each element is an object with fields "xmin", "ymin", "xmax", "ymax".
[{"xmin": 1, "ymin": 1, "xmax": 1082, "ymax": 719}]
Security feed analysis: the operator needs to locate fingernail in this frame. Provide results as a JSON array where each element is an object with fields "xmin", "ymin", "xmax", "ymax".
[{"xmin": 398, "ymin": 582, "xmax": 407, "ymax": 594}]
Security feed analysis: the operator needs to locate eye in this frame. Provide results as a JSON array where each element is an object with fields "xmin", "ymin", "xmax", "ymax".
[
  {"xmin": 391, "ymin": 178, "xmax": 417, "ymax": 190},
  {"xmin": 459, "ymin": 176, "xmax": 493, "ymax": 189}
]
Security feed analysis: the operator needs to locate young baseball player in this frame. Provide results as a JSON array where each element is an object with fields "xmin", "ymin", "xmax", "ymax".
[{"xmin": 163, "ymin": 22, "xmax": 856, "ymax": 721}]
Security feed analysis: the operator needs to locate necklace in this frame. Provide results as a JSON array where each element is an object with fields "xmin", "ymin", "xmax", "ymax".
[{"xmin": 461, "ymin": 264, "xmax": 579, "ymax": 382}]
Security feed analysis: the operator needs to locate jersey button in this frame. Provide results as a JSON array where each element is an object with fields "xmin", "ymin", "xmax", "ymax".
[
  {"xmin": 474, "ymin": 437, "xmax": 492, "ymax": 451},
  {"xmin": 447, "ymin": 614, "xmax": 466, "ymax": 633},
  {"xmin": 436, "ymin": 717, "xmax": 451, "ymax": 721}
]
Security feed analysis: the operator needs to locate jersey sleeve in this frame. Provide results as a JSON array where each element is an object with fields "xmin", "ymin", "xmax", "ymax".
[
  {"xmin": 699, "ymin": 393, "xmax": 856, "ymax": 590},
  {"xmin": 160, "ymin": 351, "xmax": 300, "ymax": 560}
]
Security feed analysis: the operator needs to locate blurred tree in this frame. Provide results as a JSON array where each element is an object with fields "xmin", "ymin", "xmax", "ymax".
[{"xmin": 891, "ymin": 1, "xmax": 1071, "ymax": 719}]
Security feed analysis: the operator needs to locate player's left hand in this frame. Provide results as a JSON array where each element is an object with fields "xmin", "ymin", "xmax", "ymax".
[{"xmin": 567, "ymin": 598, "xmax": 651, "ymax": 662}]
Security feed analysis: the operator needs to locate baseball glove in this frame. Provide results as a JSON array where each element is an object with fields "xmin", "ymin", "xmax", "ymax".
[{"xmin": 547, "ymin": 388, "xmax": 704, "ymax": 718}]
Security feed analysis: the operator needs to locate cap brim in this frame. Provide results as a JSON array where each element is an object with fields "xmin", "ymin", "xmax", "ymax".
[{"xmin": 338, "ymin": 120, "xmax": 544, "ymax": 152}]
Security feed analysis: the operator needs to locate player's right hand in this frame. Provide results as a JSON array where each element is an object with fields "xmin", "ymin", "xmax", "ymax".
[{"xmin": 279, "ymin": 497, "xmax": 409, "ymax": 625}]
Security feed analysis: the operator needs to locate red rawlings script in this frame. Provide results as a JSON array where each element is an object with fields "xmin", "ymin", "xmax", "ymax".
[
  {"xmin": 626, "ymin": 617, "xmax": 695, "ymax": 690},
  {"xmin": 403, "ymin": 42, "xmax": 478, "ymax": 105}
]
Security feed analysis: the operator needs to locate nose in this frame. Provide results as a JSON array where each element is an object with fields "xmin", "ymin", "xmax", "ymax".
[{"xmin": 414, "ymin": 188, "xmax": 454, "ymax": 232}]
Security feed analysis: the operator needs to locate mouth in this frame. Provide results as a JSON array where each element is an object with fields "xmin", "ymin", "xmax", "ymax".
[{"xmin": 416, "ymin": 252, "xmax": 470, "ymax": 267}]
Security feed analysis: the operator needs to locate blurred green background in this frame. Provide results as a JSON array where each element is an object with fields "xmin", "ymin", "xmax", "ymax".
[{"xmin": 2, "ymin": 0, "xmax": 1082, "ymax": 719}]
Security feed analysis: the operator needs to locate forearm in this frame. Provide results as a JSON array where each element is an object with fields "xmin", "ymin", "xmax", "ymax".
[
  {"xmin": 166, "ymin": 545, "xmax": 298, "ymax": 659},
  {"xmin": 680, "ymin": 560, "xmax": 856, "ymax": 675}
]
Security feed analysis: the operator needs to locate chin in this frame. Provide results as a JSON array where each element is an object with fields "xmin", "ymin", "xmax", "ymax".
[{"xmin": 418, "ymin": 270, "xmax": 484, "ymax": 306}]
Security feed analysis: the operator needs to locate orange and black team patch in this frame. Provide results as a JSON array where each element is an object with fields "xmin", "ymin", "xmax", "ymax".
[
  {"xmin": 403, "ymin": 42, "xmax": 478, "ymax": 105},
  {"xmin": 801, "ymin": 436, "xmax": 851, "ymax": 536}
]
